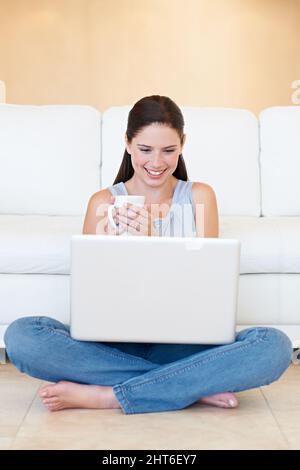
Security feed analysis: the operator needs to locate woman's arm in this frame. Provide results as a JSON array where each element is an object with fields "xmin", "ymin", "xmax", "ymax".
[{"xmin": 191, "ymin": 182, "xmax": 219, "ymax": 238}]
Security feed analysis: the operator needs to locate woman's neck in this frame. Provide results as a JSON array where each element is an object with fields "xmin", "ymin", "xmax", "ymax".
[{"xmin": 124, "ymin": 175, "xmax": 178, "ymax": 205}]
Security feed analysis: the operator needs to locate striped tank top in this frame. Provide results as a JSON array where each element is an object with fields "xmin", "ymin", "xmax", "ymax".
[{"xmin": 107, "ymin": 179, "xmax": 197, "ymax": 237}]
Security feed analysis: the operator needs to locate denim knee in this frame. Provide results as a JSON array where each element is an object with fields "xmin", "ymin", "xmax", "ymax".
[
  {"xmin": 5, "ymin": 316, "xmax": 36, "ymax": 363},
  {"xmin": 236, "ymin": 326, "xmax": 292, "ymax": 386},
  {"xmin": 261, "ymin": 327, "xmax": 293, "ymax": 383},
  {"xmin": 4, "ymin": 315, "xmax": 59, "ymax": 367}
]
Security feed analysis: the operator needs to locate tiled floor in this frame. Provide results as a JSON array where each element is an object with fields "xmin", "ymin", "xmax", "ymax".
[{"xmin": 0, "ymin": 362, "xmax": 299, "ymax": 450}]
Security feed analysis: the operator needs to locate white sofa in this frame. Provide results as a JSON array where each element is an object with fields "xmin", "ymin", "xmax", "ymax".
[{"xmin": 1, "ymin": 103, "xmax": 300, "ymax": 364}]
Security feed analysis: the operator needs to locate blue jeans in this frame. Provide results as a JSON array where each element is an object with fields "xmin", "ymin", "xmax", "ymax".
[{"xmin": 4, "ymin": 316, "xmax": 292, "ymax": 415}]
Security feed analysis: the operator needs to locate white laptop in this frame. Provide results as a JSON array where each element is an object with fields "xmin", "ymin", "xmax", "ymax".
[{"xmin": 70, "ymin": 235, "xmax": 241, "ymax": 344}]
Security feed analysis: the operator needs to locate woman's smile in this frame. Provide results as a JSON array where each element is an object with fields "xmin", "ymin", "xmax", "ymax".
[{"xmin": 144, "ymin": 167, "xmax": 167, "ymax": 178}]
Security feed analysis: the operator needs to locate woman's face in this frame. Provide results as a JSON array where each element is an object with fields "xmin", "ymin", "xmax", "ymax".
[{"xmin": 125, "ymin": 123, "xmax": 186, "ymax": 185}]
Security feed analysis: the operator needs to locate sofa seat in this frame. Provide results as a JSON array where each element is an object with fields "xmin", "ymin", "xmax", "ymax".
[
  {"xmin": 0, "ymin": 215, "xmax": 84, "ymax": 274},
  {"xmin": 1, "ymin": 214, "xmax": 300, "ymax": 276}
]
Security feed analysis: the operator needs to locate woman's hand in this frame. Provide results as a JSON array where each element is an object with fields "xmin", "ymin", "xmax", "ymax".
[{"xmin": 115, "ymin": 202, "xmax": 159, "ymax": 236}]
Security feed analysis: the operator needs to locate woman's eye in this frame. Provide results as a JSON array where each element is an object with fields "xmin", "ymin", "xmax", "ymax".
[{"xmin": 140, "ymin": 149, "xmax": 174, "ymax": 153}]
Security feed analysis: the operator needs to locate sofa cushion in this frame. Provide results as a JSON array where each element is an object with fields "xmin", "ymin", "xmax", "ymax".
[
  {"xmin": 1, "ymin": 215, "xmax": 300, "ymax": 275},
  {"xmin": 101, "ymin": 106, "xmax": 260, "ymax": 216},
  {"xmin": 260, "ymin": 106, "xmax": 300, "ymax": 216},
  {"xmin": 2, "ymin": 273, "xmax": 300, "ymax": 327},
  {"xmin": 0, "ymin": 105, "xmax": 101, "ymax": 215},
  {"xmin": 220, "ymin": 216, "xmax": 300, "ymax": 273},
  {"xmin": 0, "ymin": 215, "xmax": 83, "ymax": 274}
]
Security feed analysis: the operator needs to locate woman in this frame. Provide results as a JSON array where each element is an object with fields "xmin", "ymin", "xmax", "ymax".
[{"xmin": 4, "ymin": 95, "xmax": 292, "ymax": 415}]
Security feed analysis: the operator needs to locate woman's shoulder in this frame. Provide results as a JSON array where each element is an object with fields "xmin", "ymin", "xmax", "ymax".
[
  {"xmin": 88, "ymin": 187, "xmax": 113, "ymax": 206},
  {"xmin": 191, "ymin": 181, "xmax": 217, "ymax": 202},
  {"xmin": 88, "ymin": 182, "xmax": 125, "ymax": 202}
]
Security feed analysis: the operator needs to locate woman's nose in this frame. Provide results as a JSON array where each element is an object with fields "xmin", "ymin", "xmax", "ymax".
[{"xmin": 151, "ymin": 153, "xmax": 164, "ymax": 165}]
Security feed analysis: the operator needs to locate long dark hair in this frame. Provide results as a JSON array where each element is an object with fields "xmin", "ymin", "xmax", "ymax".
[{"xmin": 113, "ymin": 95, "xmax": 189, "ymax": 184}]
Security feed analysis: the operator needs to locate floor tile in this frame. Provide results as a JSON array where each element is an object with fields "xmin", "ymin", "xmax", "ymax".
[
  {"xmin": 12, "ymin": 388, "xmax": 287, "ymax": 450},
  {"xmin": 2, "ymin": 363, "xmax": 297, "ymax": 450},
  {"xmin": 0, "ymin": 437, "xmax": 14, "ymax": 450},
  {"xmin": 0, "ymin": 363, "xmax": 41, "ymax": 440},
  {"xmin": 261, "ymin": 365, "xmax": 300, "ymax": 450}
]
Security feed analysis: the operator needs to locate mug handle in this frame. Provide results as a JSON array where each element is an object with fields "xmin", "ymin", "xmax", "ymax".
[{"xmin": 107, "ymin": 204, "xmax": 118, "ymax": 229}]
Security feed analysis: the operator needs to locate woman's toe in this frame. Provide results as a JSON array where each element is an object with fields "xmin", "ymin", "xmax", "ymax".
[
  {"xmin": 39, "ymin": 384, "xmax": 57, "ymax": 398},
  {"xmin": 46, "ymin": 404, "xmax": 59, "ymax": 412},
  {"xmin": 39, "ymin": 388, "xmax": 49, "ymax": 398},
  {"xmin": 227, "ymin": 396, "xmax": 238, "ymax": 408},
  {"xmin": 199, "ymin": 392, "xmax": 239, "ymax": 408},
  {"xmin": 42, "ymin": 397, "xmax": 58, "ymax": 405}
]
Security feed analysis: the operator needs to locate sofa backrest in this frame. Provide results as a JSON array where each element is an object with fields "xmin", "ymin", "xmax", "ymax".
[
  {"xmin": 5, "ymin": 104, "xmax": 297, "ymax": 218},
  {"xmin": 0, "ymin": 104, "xmax": 101, "ymax": 215},
  {"xmin": 259, "ymin": 106, "xmax": 300, "ymax": 216},
  {"xmin": 101, "ymin": 106, "xmax": 261, "ymax": 216}
]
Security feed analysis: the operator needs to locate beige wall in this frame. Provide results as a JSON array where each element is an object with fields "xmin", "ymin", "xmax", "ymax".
[{"xmin": 0, "ymin": 0, "xmax": 299, "ymax": 114}]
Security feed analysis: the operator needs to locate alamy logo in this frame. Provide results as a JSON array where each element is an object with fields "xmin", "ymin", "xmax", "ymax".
[{"xmin": 291, "ymin": 80, "xmax": 300, "ymax": 104}]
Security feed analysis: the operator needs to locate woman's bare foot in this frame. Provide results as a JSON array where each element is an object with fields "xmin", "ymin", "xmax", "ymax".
[
  {"xmin": 39, "ymin": 381, "xmax": 121, "ymax": 412},
  {"xmin": 198, "ymin": 392, "xmax": 238, "ymax": 409}
]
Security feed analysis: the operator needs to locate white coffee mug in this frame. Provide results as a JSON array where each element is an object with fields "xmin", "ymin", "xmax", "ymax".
[{"xmin": 107, "ymin": 195, "xmax": 145, "ymax": 236}]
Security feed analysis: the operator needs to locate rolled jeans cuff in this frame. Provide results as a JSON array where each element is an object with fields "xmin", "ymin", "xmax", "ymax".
[{"xmin": 112, "ymin": 384, "xmax": 135, "ymax": 415}]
